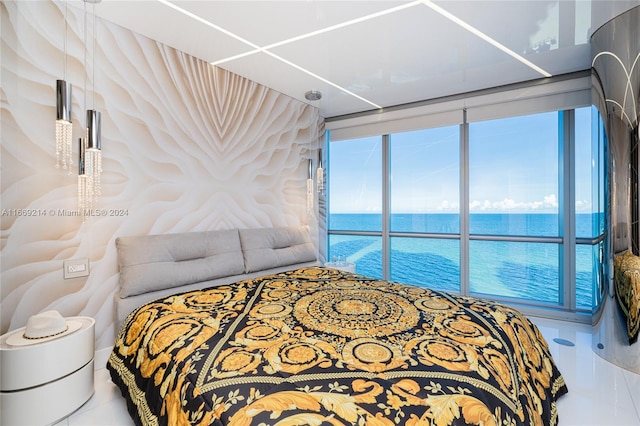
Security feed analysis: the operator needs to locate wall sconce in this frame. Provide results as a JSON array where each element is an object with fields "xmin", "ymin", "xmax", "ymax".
[
  {"xmin": 307, "ymin": 159, "xmax": 314, "ymax": 213},
  {"xmin": 56, "ymin": 79, "xmax": 73, "ymax": 172},
  {"xmin": 316, "ymin": 149, "xmax": 324, "ymax": 194}
]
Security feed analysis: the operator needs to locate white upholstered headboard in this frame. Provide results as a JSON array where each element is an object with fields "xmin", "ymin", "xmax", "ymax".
[{"xmin": 114, "ymin": 226, "xmax": 319, "ymax": 329}]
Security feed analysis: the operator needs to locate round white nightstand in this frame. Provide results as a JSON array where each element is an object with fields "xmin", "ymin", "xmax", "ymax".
[
  {"xmin": 324, "ymin": 261, "xmax": 356, "ymax": 273},
  {"xmin": 0, "ymin": 316, "xmax": 95, "ymax": 426}
]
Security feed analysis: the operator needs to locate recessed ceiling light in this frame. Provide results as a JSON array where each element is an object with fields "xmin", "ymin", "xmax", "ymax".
[{"xmin": 305, "ymin": 90, "xmax": 322, "ymax": 101}]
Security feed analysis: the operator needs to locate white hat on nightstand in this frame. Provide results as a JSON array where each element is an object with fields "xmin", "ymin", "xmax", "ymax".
[{"xmin": 5, "ymin": 310, "xmax": 83, "ymax": 346}]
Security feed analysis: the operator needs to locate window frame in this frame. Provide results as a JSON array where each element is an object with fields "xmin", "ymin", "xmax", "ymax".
[{"xmin": 326, "ymin": 73, "xmax": 601, "ymax": 323}]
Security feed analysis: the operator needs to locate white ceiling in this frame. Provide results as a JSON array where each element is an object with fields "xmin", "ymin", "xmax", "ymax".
[{"xmin": 85, "ymin": 0, "xmax": 640, "ymax": 118}]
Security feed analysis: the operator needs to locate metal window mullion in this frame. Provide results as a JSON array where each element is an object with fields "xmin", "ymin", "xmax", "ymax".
[
  {"xmin": 327, "ymin": 230, "xmax": 382, "ymax": 237},
  {"xmin": 382, "ymin": 134, "xmax": 390, "ymax": 280},
  {"xmin": 460, "ymin": 110, "xmax": 470, "ymax": 296},
  {"xmin": 390, "ymin": 232, "xmax": 460, "ymax": 240},
  {"xmin": 470, "ymin": 235, "xmax": 563, "ymax": 244},
  {"xmin": 561, "ymin": 109, "xmax": 576, "ymax": 310}
]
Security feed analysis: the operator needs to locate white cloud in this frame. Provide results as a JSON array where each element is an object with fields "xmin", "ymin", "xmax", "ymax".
[
  {"xmin": 470, "ymin": 194, "xmax": 559, "ymax": 212},
  {"xmin": 437, "ymin": 200, "xmax": 459, "ymax": 211},
  {"xmin": 543, "ymin": 193, "xmax": 558, "ymax": 207},
  {"xmin": 575, "ymin": 199, "xmax": 593, "ymax": 212}
]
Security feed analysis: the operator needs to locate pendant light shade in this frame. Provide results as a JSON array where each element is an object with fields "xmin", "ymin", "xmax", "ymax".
[
  {"xmin": 55, "ymin": 79, "xmax": 73, "ymax": 172},
  {"xmin": 56, "ymin": 79, "xmax": 72, "ymax": 122},
  {"xmin": 85, "ymin": 109, "xmax": 102, "ymax": 200},
  {"xmin": 86, "ymin": 109, "xmax": 101, "ymax": 150}
]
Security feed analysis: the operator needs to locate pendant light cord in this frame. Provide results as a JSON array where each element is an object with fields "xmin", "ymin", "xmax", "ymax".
[
  {"xmin": 83, "ymin": 0, "xmax": 87, "ymax": 123},
  {"xmin": 63, "ymin": 0, "xmax": 67, "ymax": 79},
  {"xmin": 92, "ymin": 2, "xmax": 96, "ymax": 110}
]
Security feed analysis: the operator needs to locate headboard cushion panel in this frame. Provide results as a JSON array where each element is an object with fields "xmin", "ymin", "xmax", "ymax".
[
  {"xmin": 116, "ymin": 229, "xmax": 245, "ymax": 297},
  {"xmin": 239, "ymin": 226, "xmax": 316, "ymax": 273}
]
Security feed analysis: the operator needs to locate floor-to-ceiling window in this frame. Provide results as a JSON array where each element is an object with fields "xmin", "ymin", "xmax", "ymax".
[
  {"xmin": 328, "ymin": 135, "xmax": 383, "ymax": 276},
  {"xmin": 468, "ymin": 112, "xmax": 560, "ymax": 305},
  {"xmin": 389, "ymin": 126, "xmax": 460, "ymax": 293},
  {"xmin": 327, "ymin": 104, "xmax": 607, "ymax": 317},
  {"xmin": 575, "ymin": 106, "xmax": 607, "ymax": 311}
]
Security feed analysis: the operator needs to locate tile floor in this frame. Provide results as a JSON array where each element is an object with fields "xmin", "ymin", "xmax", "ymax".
[{"xmin": 56, "ymin": 317, "xmax": 640, "ymax": 426}]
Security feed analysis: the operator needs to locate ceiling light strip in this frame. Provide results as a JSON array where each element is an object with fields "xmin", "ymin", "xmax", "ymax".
[
  {"xmin": 262, "ymin": 50, "xmax": 382, "ymax": 110},
  {"xmin": 157, "ymin": 0, "xmax": 382, "ymax": 110},
  {"xmin": 212, "ymin": 1, "xmax": 424, "ymax": 65},
  {"xmin": 157, "ymin": 0, "xmax": 260, "ymax": 49},
  {"xmin": 216, "ymin": 47, "xmax": 382, "ymax": 110},
  {"xmin": 422, "ymin": 0, "xmax": 552, "ymax": 78},
  {"xmin": 210, "ymin": 50, "xmax": 259, "ymax": 66},
  {"xmin": 263, "ymin": 0, "xmax": 424, "ymax": 51}
]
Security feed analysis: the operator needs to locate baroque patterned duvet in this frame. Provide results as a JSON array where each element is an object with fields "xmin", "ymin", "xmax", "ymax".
[
  {"xmin": 107, "ymin": 267, "xmax": 567, "ymax": 426},
  {"xmin": 614, "ymin": 250, "xmax": 640, "ymax": 343}
]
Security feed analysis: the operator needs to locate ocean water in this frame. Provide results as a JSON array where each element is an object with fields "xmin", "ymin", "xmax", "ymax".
[{"xmin": 328, "ymin": 213, "xmax": 603, "ymax": 310}]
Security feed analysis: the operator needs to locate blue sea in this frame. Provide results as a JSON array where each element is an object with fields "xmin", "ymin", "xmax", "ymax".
[{"xmin": 328, "ymin": 213, "xmax": 604, "ymax": 310}]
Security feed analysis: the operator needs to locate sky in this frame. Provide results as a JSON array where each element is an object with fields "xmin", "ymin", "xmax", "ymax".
[{"xmin": 329, "ymin": 107, "xmax": 600, "ymax": 214}]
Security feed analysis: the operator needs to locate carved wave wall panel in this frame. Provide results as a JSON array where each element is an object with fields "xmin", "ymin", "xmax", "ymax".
[{"xmin": 1, "ymin": 0, "xmax": 322, "ymax": 349}]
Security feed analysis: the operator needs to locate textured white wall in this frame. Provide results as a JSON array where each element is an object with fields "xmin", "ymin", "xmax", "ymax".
[{"xmin": 1, "ymin": 0, "xmax": 323, "ymax": 349}]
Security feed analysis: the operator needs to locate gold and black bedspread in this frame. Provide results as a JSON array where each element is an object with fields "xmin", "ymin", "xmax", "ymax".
[
  {"xmin": 108, "ymin": 267, "xmax": 567, "ymax": 426},
  {"xmin": 614, "ymin": 251, "xmax": 640, "ymax": 343}
]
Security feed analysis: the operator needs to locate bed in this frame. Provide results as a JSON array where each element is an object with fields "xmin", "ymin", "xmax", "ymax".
[
  {"xmin": 613, "ymin": 250, "xmax": 640, "ymax": 344},
  {"xmin": 107, "ymin": 226, "xmax": 568, "ymax": 426}
]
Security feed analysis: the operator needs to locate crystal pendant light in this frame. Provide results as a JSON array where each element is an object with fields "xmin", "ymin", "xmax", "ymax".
[
  {"xmin": 78, "ymin": 137, "xmax": 88, "ymax": 211},
  {"xmin": 307, "ymin": 159, "xmax": 314, "ymax": 212},
  {"xmin": 56, "ymin": 1, "xmax": 73, "ymax": 173},
  {"xmin": 78, "ymin": 0, "xmax": 103, "ymax": 217},
  {"xmin": 56, "ymin": 80, "xmax": 73, "ymax": 172},
  {"xmin": 316, "ymin": 149, "xmax": 324, "ymax": 194},
  {"xmin": 85, "ymin": 109, "xmax": 102, "ymax": 200},
  {"xmin": 78, "ymin": 110, "xmax": 101, "ymax": 213}
]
